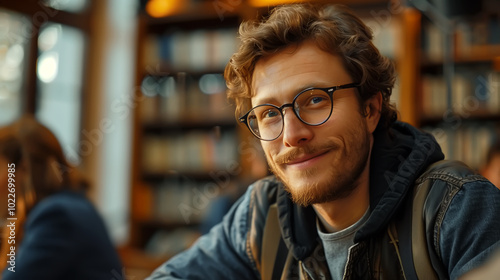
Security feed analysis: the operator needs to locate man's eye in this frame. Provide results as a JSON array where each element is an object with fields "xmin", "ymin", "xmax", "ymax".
[
  {"xmin": 263, "ymin": 110, "xmax": 279, "ymax": 119},
  {"xmin": 311, "ymin": 96, "xmax": 325, "ymax": 104}
]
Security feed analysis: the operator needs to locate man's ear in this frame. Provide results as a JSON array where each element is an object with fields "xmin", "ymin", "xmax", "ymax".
[{"xmin": 365, "ymin": 92, "xmax": 382, "ymax": 134}]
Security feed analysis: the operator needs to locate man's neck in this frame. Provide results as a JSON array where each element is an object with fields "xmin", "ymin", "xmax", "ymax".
[{"xmin": 312, "ymin": 164, "xmax": 371, "ymax": 233}]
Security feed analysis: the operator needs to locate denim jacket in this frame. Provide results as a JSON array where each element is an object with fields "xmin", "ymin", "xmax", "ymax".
[{"xmin": 148, "ymin": 122, "xmax": 500, "ymax": 280}]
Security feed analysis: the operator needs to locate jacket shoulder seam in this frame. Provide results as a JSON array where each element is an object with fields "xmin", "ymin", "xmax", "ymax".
[{"xmin": 423, "ymin": 173, "xmax": 486, "ymax": 187}]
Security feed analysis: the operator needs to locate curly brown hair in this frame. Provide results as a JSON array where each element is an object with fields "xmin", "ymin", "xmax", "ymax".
[{"xmin": 224, "ymin": 3, "xmax": 397, "ymax": 131}]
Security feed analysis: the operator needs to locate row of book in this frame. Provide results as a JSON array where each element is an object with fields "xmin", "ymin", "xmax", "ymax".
[
  {"xmin": 422, "ymin": 14, "xmax": 500, "ymax": 62},
  {"xmin": 456, "ymin": 13, "xmax": 500, "ymax": 47},
  {"xmin": 142, "ymin": 130, "xmax": 238, "ymax": 174},
  {"xmin": 362, "ymin": 15, "xmax": 398, "ymax": 59},
  {"xmin": 145, "ymin": 227, "xmax": 200, "ymax": 257},
  {"xmin": 143, "ymin": 28, "xmax": 239, "ymax": 72},
  {"xmin": 421, "ymin": 22, "xmax": 445, "ymax": 63},
  {"xmin": 153, "ymin": 180, "xmax": 212, "ymax": 225},
  {"xmin": 421, "ymin": 70, "xmax": 500, "ymax": 117},
  {"xmin": 149, "ymin": 177, "xmax": 238, "ymax": 224},
  {"xmin": 423, "ymin": 122, "xmax": 498, "ymax": 170},
  {"xmin": 144, "ymin": 177, "xmax": 235, "ymax": 256},
  {"xmin": 140, "ymin": 73, "xmax": 234, "ymax": 122}
]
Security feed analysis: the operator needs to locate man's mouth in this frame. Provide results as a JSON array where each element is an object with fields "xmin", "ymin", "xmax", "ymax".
[
  {"xmin": 274, "ymin": 140, "xmax": 340, "ymax": 166},
  {"xmin": 284, "ymin": 150, "xmax": 330, "ymax": 166}
]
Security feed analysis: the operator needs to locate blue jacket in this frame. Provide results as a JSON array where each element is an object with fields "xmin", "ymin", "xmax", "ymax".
[
  {"xmin": 2, "ymin": 191, "xmax": 123, "ymax": 280},
  {"xmin": 148, "ymin": 122, "xmax": 500, "ymax": 279}
]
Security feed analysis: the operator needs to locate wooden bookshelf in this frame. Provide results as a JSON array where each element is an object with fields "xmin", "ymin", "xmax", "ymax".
[
  {"xmin": 455, "ymin": 44, "xmax": 500, "ymax": 63},
  {"xmin": 402, "ymin": 2, "xmax": 500, "ymax": 170},
  {"xmin": 142, "ymin": 119, "xmax": 236, "ymax": 132},
  {"xmin": 127, "ymin": 4, "xmax": 260, "ymax": 274}
]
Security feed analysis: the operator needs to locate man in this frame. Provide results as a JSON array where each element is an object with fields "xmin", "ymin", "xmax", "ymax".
[{"xmin": 149, "ymin": 4, "xmax": 500, "ymax": 279}]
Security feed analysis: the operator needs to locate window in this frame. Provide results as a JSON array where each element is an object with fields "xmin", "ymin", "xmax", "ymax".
[
  {"xmin": 0, "ymin": 9, "xmax": 31, "ymax": 125},
  {"xmin": 0, "ymin": 1, "xmax": 92, "ymax": 163},
  {"xmin": 42, "ymin": 0, "xmax": 90, "ymax": 13},
  {"xmin": 36, "ymin": 23, "xmax": 87, "ymax": 163}
]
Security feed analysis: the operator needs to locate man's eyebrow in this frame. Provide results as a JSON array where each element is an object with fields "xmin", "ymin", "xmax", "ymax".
[
  {"xmin": 252, "ymin": 95, "xmax": 278, "ymax": 106},
  {"xmin": 299, "ymin": 82, "xmax": 333, "ymax": 91},
  {"xmin": 253, "ymin": 83, "xmax": 332, "ymax": 105}
]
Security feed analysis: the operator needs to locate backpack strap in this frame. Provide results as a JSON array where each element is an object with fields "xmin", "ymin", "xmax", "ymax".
[
  {"xmin": 261, "ymin": 203, "xmax": 289, "ymax": 280},
  {"xmin": 397, "ymin": 174, "xmax": 439, "ymax": 279},
  {"xmin": 395, "ymin": 194, "xmax": 418, "ymax": 280},
  {"xmin": 397, "ymin": 160, "xmax": 450, "ymax": 280},
  {"xmin": 411, "ymin": 173, "xmax": 440, "ymax": 279}
]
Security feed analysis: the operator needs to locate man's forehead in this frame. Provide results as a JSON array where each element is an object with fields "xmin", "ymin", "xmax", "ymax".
[{"xmin": 250, "ymin": 43, "xmax": 348, "ymax": 104}]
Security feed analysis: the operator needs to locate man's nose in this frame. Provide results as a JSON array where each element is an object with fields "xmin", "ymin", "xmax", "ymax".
[{"xmin": 281, "ymin": 108, "xmax": 313, "ymax": 147}]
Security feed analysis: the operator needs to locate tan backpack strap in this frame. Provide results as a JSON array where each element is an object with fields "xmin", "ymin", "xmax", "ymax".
[
  {"xmin": 412, "ymin": 177, "xmax": 439, "ymax": 279},
  {"xmin": 261, "ymin": 203, "xmax": 281, "ymax": 280},
  {"xmin": 396, "ymin": 160, "xmax": 450, "ymax": 280}
]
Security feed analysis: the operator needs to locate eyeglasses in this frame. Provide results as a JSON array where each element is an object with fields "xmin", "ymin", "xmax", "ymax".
[{"xmin": 239, "ymin": 83, "xmax": 359, "ymax": 141}]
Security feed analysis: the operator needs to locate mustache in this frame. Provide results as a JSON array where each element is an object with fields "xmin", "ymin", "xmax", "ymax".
[{"xmin": 274, "ymin": 140, "xmax": 340, "ymax": 164}]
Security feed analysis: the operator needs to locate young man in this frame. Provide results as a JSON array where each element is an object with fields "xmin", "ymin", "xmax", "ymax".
[{"xmin": 149, "ymin": 4, "xmax": 500, "ymax": 279}]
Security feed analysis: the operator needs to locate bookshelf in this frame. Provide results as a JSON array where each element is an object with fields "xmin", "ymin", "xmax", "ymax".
[
  {"xmin": 126, "ymin": 2, "xmax": 268, "ymax": 274},
  {"xmin": 133, "ymin": 42, "xmax": 242, "ymax": 238},
  {"xmin": 404, "ymin": 1, "xmax": 500, "ymax": 170}
]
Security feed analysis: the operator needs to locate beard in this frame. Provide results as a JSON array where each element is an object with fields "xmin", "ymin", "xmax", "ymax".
[{"xmin": 267, "ymin": 122, "xmax": 371, "ymax": 207}]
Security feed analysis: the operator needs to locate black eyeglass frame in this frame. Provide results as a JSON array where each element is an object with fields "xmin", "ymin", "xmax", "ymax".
[{"xmin": 239, "ymin": 82, "xmax": 359, "ymax": 141}]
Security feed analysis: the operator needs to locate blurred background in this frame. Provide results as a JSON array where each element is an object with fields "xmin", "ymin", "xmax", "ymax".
[{"xmin": 0, "ymin": 0, "xmax": 499, "ymax": 278}]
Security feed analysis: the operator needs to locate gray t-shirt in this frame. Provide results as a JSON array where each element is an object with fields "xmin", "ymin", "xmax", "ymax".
[{"xmin": 316, "ymin": 208, "xmax": 370, "ymax": 280}]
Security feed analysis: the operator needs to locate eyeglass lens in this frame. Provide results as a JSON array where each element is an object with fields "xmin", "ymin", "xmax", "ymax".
[{"xmin": 247, "ymin": 89, "xmax": 332, "ymax": 140}]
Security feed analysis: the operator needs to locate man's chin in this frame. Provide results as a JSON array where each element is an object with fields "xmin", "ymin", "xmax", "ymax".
[
  {"xmin": 278, "ymin": 172, "xmax": 360, "ymax": 207},
  {"xmin": 271, "ymin": 167, "xmax": 334, "ymax": 206},
  {"xmin": 286, "ymin": 186, "xmax": 324, "ymax": 207},
  {"xmin": 280, "ymin": 178, "xmax": 325, "ymax": 207}
]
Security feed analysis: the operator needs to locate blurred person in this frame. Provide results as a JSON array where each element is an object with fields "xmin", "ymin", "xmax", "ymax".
[
  {"xmin": 0, "ymin": 115, "xmax": 123, "ymax": 279},
  {"xmin": 480, "ymin": 139, "xmax": 500, "ymax": 188},
  {"xmin": 149, "ymin": 3, "xmax": 500, "ymax": 280}
]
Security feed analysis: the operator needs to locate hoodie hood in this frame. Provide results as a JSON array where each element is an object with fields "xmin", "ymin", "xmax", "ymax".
[
  {"xmin": 354, "ymin": 121, "xmax": 444, "ymax": 241},
  {"xmin": 276, "ymin": 121, "xmax": 445, "ymax": 260}
]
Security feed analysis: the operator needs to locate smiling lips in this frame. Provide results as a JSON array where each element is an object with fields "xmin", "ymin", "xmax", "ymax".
[
  {"xmin": 274, "ymin": 139, "xmax": 340, "ymax": 166},
  {"xmin": 285, "ymin": 150, "xmax": 330, "ymax": 167}
]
